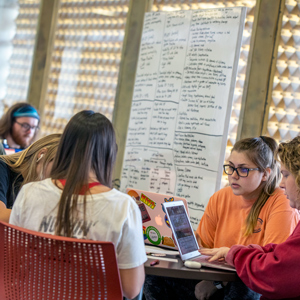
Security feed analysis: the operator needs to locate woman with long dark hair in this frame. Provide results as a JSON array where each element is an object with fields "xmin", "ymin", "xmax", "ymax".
[{"xmin": 10, "ymin": 111, "xmax": 146, "ymax": 299}]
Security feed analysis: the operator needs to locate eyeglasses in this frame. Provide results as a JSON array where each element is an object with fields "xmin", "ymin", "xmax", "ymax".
[
  {"xmin": 15, "ymin": 121, "xmax": 39, "ymax": 131},
  {"xmin": 223, "ymin": 165, "xmax": 260, "ymax": 177}
]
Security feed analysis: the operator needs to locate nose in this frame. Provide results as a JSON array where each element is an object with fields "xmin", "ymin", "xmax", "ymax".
[{"xmin": 230, "ymin": 169, "xmax": 240, "ymax": 179}]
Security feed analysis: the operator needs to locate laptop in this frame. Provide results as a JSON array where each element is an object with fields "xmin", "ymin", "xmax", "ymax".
[
  {"xmin": 126, "ymin": 188, "xmax": 188, "ymax": 250},
  {"xmin": 163, "ymin": 200, "xmax": 236, "ymax": 272}
]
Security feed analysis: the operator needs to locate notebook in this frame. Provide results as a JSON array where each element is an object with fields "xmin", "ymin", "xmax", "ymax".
[
  {"xmin": 163, "ymin": 200, "xmax": 236, "ymax": 272},
  {"xmin": 126, "ymin": 188, "xmax": 188, "ymax": 250}
]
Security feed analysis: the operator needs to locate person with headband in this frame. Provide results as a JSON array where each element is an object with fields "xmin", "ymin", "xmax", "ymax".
[
  {"xmin": 144, "ymin": 136, "xmax": 299, "ymax": 300},
  {"xmin": 0, "ymin": 102, "xmax": 40, "ymax": 153},
  {"xmin": 201, "ymin": 136, "xmax": 300, "ymax": 300},
  {"xmin": 0, "ymin": 134, "xmax": 61, "ymax": 222}
]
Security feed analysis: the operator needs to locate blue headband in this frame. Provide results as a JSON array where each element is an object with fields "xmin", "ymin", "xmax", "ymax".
[{"xmin": 13, "ymin": 106, "xmax": 40, "ymax": 120}]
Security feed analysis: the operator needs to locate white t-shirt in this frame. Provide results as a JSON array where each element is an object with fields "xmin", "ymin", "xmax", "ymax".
[{"xmin": 10, "ymin": 178, "xmax": 147, "ymax": 269}]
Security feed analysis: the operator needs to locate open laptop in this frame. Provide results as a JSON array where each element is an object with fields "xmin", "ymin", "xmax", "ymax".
[
  {"xmin": 126, "ymin": 188, "xmax": 188, "ymax": 250},
  {"xmin": 163, "ymin": 200, "xmax": 236, "ymax": 272}
]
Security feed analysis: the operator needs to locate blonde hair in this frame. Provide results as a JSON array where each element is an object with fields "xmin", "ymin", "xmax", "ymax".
[
  {"xmin": 277, "ymin": 136, "xmax": 300, "ymax": 191},
  {"xmin": 232, "ymin": 136, "xmax": 280, "ymax": 236},
  {"xmin": 0, "ymin": 134, "xmax": 61, "ymax": 190}
]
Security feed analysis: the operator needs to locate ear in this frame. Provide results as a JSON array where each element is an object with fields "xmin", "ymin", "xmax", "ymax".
[
  {"xmin": 37, "ymin": 148, "xmax": 48, "ymax": 162},
  {"xmin": 262, "ymin": 167, "xmax": 271, "ymax": 182}
]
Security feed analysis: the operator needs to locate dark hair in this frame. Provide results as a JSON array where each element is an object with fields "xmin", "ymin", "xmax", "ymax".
[
  {"xmin": 51, "ymin": 110, "xmax": 117, "ymax": 237},
  {"xmin": 232, "ymin": 136, "xmax": 280, "ymax": 236},
  {"xmin": 0, "ymin": 102, "xmax": 40, "ymax": 139}
]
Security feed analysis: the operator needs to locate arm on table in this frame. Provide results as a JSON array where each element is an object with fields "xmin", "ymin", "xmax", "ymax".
[
  {"xmin": 0, "ymin": 201, "xmax": 11, "ymax": 222},
  {"xmin": 120, "ymin": 264, "xmax": 145, "ymax": 299},
  {"xmin": 226, "ymin": 237, "xmax": 300, "ymax": 299},
  {"xmin": 200, "ymin": 247, "xmax": 230, "ymax": 262}
]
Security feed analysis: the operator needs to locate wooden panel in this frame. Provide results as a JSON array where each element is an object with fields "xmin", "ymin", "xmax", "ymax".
[
  {"xmin": 237, "ymin": 0, "xmax": 285, "ymax": 139},
  {"xmin": 112, "ymin": 0, "xmax": 153, "ymax": 186},
  {"xmin": 27, "ymin": 0, "xmax": 60, "ymax": 114}
]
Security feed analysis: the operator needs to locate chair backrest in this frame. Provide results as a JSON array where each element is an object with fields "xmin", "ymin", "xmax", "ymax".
[{"xmin": 0, "ymin": 221, "xmax": 123, "ymax": 300}]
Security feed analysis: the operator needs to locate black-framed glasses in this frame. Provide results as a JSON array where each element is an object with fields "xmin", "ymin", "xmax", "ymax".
[
  {"xmin": 15, "ymin": 121, "xmax": 39, "ymax": 131},
  {"xmin": 223, "ymin": 165, "xmax": 260, "ymax": 177}
]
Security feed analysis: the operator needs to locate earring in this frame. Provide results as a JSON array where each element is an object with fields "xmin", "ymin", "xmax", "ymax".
[{"xmin": 36, "ymin": 154, "xmax": 44, "ymax": 163}]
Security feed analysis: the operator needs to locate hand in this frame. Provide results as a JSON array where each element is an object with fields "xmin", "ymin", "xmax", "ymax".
[
  {"xmin": 200, "ymin": 247, "xmax": 230, "ymax": 262},
  {"xmin": 194, "ymin": 280, "xmax": 218, "ymax": 300}
]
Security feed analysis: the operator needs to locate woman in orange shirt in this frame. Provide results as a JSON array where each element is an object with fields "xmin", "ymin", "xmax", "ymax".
[
  {"xmin": 200, "ymin": 136, "xmax": 300, "ymax": 300},
  {"xmin": 144, "ymin": 136, "xmax": 299, "ymax": 300},
  {"xmin": 194, "ymin": 136, "xmax": 299, "ymax": 300}
]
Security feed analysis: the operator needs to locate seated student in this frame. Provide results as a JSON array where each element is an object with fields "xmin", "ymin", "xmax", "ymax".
[
  {"xmin": 0, "ymin": 102, "xmax": 40, "ymax": 153},
  {"xmin": 9, "ymin": 110, "xmax": 147, "ymax": 299},
  {"xmin": 0, "ymin": 133, "xmax": 61, "ymax": 222},
  {"xmin": 143, "ymin": 136, "xmax": 299, "ymax": 300},
  {"xmin": 201, "ymin": 136, "xmax": 300, "ymax": 300},
  {"xmin": 194, "ymin": 136, "xmax": 299, "ymax": 300}
]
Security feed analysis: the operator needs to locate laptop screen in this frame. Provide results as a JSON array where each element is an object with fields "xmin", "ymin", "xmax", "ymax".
[
  {"xmin": 165, "ymin": 204, "xmax": 198, "ymax": 255},
  {"xmin": 164, "ymin": 201, "xmax": 236, "ymax": 271},
  {"xmin": 126, "ymin": 188, "xmax": 189, "ymax": 250}
]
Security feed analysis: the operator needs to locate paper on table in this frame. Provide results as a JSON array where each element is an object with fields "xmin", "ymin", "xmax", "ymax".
[
  {"xmin": 145, "ymin": 245, "xmax": 179, "ymax": 256},
  {"xmin": 147, "ymin": 255, "xmax": 178, "ymax": 263}
]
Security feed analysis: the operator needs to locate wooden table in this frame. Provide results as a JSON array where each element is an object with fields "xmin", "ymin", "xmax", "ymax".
[{"xmin": 145, "ymin": 257, "xmax": 238, "ymax": 282}]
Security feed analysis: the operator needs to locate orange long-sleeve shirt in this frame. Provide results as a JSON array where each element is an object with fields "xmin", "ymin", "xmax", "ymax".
[{"xmin": 197, "ymin": 187, "xmax": 299, "ymax": 248}]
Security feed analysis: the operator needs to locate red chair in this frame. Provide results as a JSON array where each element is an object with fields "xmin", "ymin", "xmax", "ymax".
[{"xmin": 0, "ymin": 221, "xmax": 123, "ymax": 300}]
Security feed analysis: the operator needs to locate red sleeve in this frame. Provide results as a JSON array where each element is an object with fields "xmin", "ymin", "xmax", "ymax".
[
  {"xmin": 262, "ymin": 190, "xmax": 299, "ymax": 245},
  {"xmin": 228, "ymin": 224, "xmax": 300, "ymax": 299}
]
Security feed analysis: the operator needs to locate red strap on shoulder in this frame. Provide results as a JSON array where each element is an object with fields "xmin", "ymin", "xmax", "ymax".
[
  {"xmin": 58, "ymin": 179, "xmax": 66, "ymax": 186},
  {"xmin": 57, "ymin": 179, "xmax": 101, "ymax": 195}
]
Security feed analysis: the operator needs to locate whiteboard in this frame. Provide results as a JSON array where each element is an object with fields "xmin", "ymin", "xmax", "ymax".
[{"xmin": 120, "ymin": 7, "xmax": 247, "ymax": 229}]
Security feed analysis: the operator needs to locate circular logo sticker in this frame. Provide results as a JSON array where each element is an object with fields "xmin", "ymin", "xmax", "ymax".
[{"xmin": 146, "ymin": 226, "xmax": 161, "ymax": 245}]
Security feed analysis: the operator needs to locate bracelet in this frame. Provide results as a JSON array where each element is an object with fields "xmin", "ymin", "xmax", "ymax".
[{"xmin": 213, "ymin": 281, "xmax": 224, "ymax": 289}]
